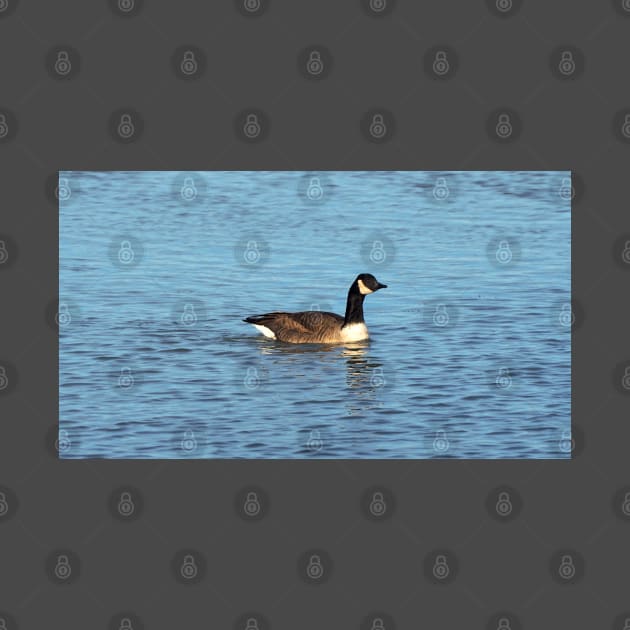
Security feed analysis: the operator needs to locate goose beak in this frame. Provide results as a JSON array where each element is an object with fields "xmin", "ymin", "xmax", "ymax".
[{"xmin": 376, "ymin": 282, "xmax": 387, "ymax": 290}]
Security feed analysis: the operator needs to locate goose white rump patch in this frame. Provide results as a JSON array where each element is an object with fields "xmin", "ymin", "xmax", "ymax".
[{"xmin": 253, "ymin": 324, "xmax": 276, "ymax": 339}]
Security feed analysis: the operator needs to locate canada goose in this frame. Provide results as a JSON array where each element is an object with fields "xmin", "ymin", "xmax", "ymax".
[{"xmin": 243, "ymin": 274, "xmax": 387, "ymax": 344}]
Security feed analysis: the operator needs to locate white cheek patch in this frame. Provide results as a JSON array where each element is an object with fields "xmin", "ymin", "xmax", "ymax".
[{"xmin": 357, "ymin": 279, "xmax": 373, "ymax": 295}]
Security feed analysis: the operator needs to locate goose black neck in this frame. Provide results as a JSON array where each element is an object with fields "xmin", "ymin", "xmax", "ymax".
[{"xmin": 343, "ymin": 283, "xmax": 365, "ymax": 325}]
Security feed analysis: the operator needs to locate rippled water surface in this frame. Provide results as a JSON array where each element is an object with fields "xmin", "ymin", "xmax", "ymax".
[{"xmin": 59, "ymin": 171, "xmax": 571, "ymax": 458}]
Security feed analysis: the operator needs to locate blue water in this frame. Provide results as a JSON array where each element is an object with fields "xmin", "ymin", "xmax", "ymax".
[{"xmin": 59, "ymin": 171, "xmax": 571, "ymax": 459}]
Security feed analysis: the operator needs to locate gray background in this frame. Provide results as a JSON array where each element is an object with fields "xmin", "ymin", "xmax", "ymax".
[{"xmin": 1, "ymin": 0, "xmax": 630, "ymax": 628}]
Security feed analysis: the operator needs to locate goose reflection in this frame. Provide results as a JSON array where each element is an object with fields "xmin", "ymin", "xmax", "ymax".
[{"xmin": 256, "ymin": 338, "xmax": 386, "ymax": 392}]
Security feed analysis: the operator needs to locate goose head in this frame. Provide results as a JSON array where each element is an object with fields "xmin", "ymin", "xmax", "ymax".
[{"xmin": 355, "ymin": 273, "xmax": 387, "ymax": 295}]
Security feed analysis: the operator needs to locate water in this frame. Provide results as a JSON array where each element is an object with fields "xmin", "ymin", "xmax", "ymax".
[{"xmin": 59, "ymin": 171, "xmax": 571, "ymax": 459}]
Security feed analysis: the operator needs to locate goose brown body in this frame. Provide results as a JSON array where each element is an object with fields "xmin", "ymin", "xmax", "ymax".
[{"xmin": 243, "ymin": 274, "xmax": 387, "ymax": 344}]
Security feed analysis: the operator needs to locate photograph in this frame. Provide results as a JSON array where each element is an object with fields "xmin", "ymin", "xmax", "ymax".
[{"xmin": 59, "ymin": 170, "xmax": 571, "ymax": 459}]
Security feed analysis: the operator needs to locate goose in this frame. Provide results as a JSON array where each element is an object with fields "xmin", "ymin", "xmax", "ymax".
[{"xmin": 243, "ymin": 273, "xmax": 387, "ymax": 344}]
